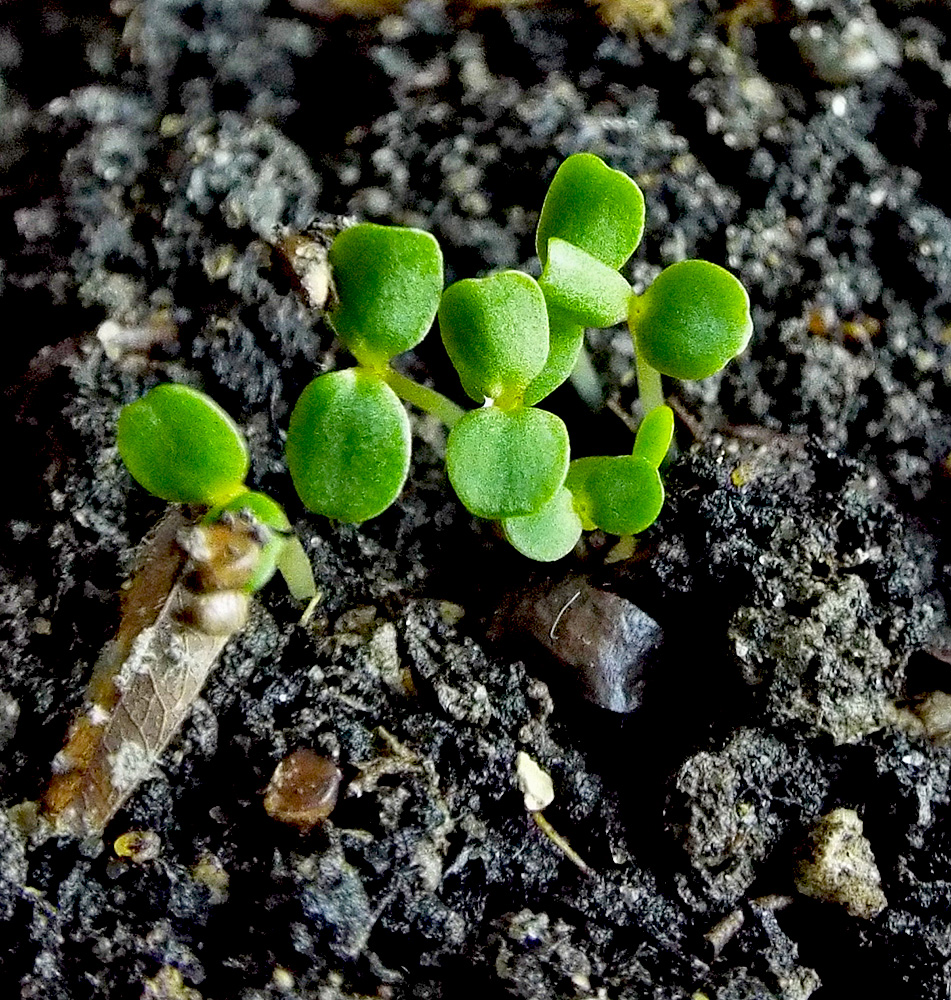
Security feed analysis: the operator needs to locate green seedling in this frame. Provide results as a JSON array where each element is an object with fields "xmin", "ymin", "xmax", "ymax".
[
  {"xmin": 118, "ymin": 383, "xmax": 316, "ymax": 599},
  {"xmin": 535, "ymin": 152, "xmax": 752, "ymax": 415},
  {"xmin": 43, "ymin": 385, "xmax": 319, "ymax": 840},
  {"xmin": 285, "ymin": 224, "xmax": 449, "ymax": 528},
  {"xmin": 283, "ymin": 153, "xmax": 752, "ymax": 561},
  {"xmin": 439, "ymin": 270, "xmax": 571, "ymax": 521}
]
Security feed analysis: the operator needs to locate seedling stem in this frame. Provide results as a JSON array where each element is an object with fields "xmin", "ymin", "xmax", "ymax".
[
  {"xmin": 635, "ymin": 347, "xmax": 665, "ymax": 417},
  {"xmin": 383, "ymin": 368, "xmax": 466, "ymax": 428}
]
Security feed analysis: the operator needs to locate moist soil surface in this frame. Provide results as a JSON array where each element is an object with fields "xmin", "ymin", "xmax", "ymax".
[{"xmin": 4, "ymin": 1, "xmax": 951, "ymax": 998}]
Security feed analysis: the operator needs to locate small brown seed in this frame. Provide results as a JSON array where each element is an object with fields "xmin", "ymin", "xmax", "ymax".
[{"xmin": 264, "ymin": 749, "xmax": 342, "ymax": 832}]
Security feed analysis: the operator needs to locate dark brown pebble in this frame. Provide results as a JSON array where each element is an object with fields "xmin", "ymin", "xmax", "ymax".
[{"xmin": 493, "ymin": 574, "xmax": 664, "ymax": 713}]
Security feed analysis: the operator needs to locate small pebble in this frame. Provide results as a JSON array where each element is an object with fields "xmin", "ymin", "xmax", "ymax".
[
  {"xmin": 140, "ymin": 965, "xmax": 203, "ymax": 1000},
  {"xmin": 909, "ymin": 690, "xmax": 951, "ymax": 742},
  {"xmin": 191, "ymin": 852, "xmax": 230, "ymax": 904},
  {"xmin": 114, "ymin": 829, "xmax": 162, "ymax": 862},
  {"xmin": 271, "ymin": 967, "xmax": 295, "ymax": 991},
  {"xmin": 497, "ymin": 575, "xmax": 664, "ymax": 713},
  {"xmin": 704, "ymin": 908, "xmax": 744, "ymax": 957},
  {"xmin": 794, "ymin": 808, "xmax": 886, "ymax": 919},
  {"xmin": 515, "ymin": 752, "xmax": 554, "ymax": 812}
]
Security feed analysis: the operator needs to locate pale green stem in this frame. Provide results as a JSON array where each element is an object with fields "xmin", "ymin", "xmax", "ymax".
[
  {"xmin": 631, "ymin": 324, "xmax": 677, "ymax": 463},
  {"xmin": 277, "ymin": 535, "xmax": 319, "ymax": 601},
  {"xmin": 569, "ymin": 339, "xmax": 603, "ymax": 410},
  {"xmin": 633, "ymin": 335, "xmax": 664, "ymax": 418},
  {"xmin": 383, "ymin": 368, "xmax": 466, "ymax": 429}
]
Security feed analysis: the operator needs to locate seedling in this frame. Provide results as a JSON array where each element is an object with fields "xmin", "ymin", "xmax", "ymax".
[
  {"xmin": 42, "ymin": 385, "xmax": 318, "ymax": 838},
  {"xmin": 285, "ymin": 153, "xmax": 751, "ymax": 561},
  {"xmin": 44, "ymin": 157, "xmax": 749, "ymax": 840},
  {"xmin": 535, "ymin": 153, "xmax": 752, "ymax": 413},
  {"xmin": 118, "ymin": 382, "xmax": 316, "ymax": 600}
]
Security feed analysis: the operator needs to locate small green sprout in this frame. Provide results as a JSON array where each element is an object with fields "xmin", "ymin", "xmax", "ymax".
[
  {"xmin": 284, "ymin": 224, "xmax": 449, "ymax": 528},
  {"xmin": 535, "ymin": 153, "xmax": 752, "ymax": 414},
  {"xmin": 275, "ymin": 152, "xmax": 753, "ymax": 561},
  {"xmin": 117, "ymin": 383, "xmax": 316, "ymax": 599},
  {"xmin": 438, "ymin": 270, "xmax": 571, "ymax": 520}
]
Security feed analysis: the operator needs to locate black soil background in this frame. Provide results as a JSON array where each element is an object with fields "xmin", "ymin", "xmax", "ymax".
[{"xmin": 4, "ymin": 0, "xmax": 951, "ymax": 998}]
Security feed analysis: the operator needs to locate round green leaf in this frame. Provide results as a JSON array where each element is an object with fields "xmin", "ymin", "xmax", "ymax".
[
  {"xmin": 566, "ymin": 455, "xmax": 664, "ymax": 536},
  {"xmin": 630, "ymin": 260, "xmax": 753, "ymax": 380},
  {"xmin": 502, "ymin": 486, "xmax": 582, "ymax": 562},
  {"xmin": 329, "ymin": 223, "xmax": 443, "ymax": 366},
  {"xmin": 536, "ymin": 153, "xmax": 645, "ymax": 269},
  {"xmin": 117, "ymin": 383, "xmax": 250, "ymax": 505},
  {"xmin": 632, "ymin": 404, "xmax": 674, "ymax": 468},
  {"xmin": 446, "ymin": 405, "xmax": 570, "ymax": 520},
  {"xmin": 539, "ymin": 238, "xmax": 632, "ymax": 328},
  {"xmin": 439, "ymin": 271, "xmax": 549, "ymax": 403},
  {"xmin": 286, "ymin": 368, "xmax": 411, "ymax": 523},
  {"xmin": 522, "ymin": 307, "xmax": 585, "ymax": 407},
  {"xmin": 205, "ymin": 489, "xmax": 291, "ymax": 592}
]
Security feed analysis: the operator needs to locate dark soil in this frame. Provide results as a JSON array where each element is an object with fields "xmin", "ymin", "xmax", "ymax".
[{"xmin": 3, "ymin": 1, "xmax": 951, "ymax": 997}]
